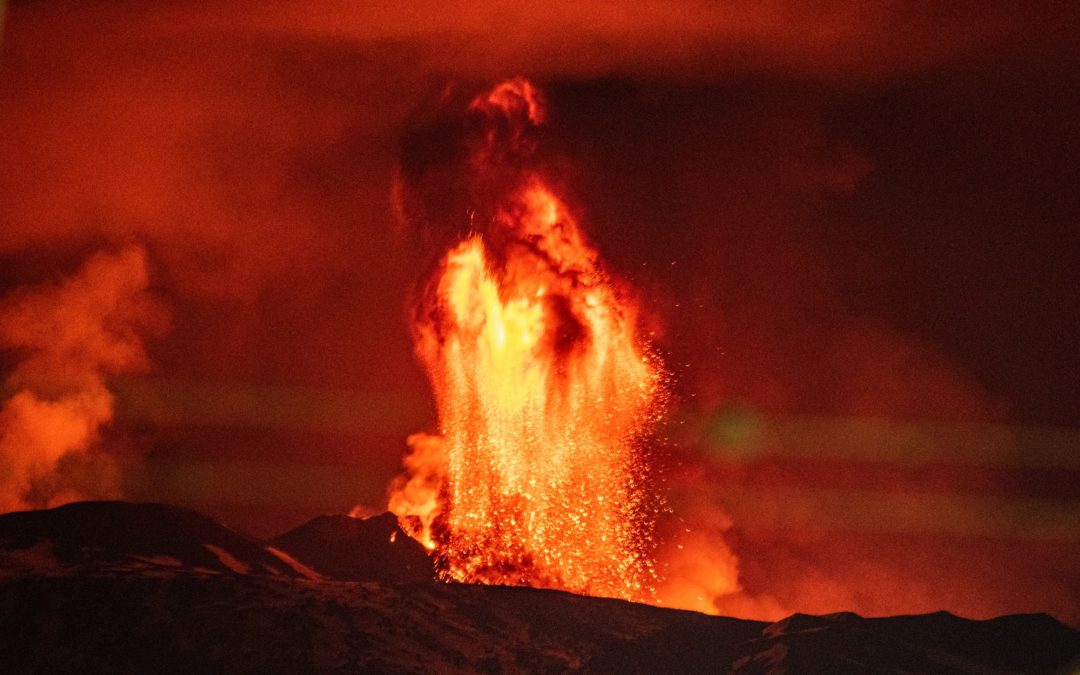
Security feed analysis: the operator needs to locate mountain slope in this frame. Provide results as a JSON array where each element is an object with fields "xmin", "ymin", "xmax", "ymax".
[
  {"xmin": 0, "ymin": 501, "xmax": 1077, "ymax": 673},
  {"xmin": 0, "ymin": 501, "xmax": 309, "ymax": 578},
  {"xmin": 1, "ymin": 575, "xmax": 1077, "ymax": 674},
  {"xmin": 271, "ymin": 512, "xmax": 433, "ymax": 583}
]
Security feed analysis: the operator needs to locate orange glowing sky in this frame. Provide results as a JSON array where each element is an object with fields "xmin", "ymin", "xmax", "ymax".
[{"xmin": 0, "ymin": 0, "xmax": 1078, "ymax": 625}]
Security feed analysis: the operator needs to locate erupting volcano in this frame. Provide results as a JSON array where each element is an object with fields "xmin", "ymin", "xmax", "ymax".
[{"xmin": 388, "ymin": 79, "xmax": 664, "ymax": 600}]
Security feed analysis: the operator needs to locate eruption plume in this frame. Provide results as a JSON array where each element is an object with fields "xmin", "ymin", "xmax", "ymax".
[
  {"xmin": 0, "ymin": 246, "xmax": 164, "ymax": 513},
  {"xmin": 388, "ymin": 79, "xmax": 664, "ymax": 599}
]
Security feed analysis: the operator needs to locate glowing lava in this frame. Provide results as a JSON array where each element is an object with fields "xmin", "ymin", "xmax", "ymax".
[{"xmin": 388, "ymin": 79, "xmax": 663, "ymax": 600}]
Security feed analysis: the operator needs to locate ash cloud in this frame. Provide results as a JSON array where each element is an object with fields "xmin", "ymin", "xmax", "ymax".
[{"xmin": 0, "ymin": 246, "xmax": 165, "ymax": 512}]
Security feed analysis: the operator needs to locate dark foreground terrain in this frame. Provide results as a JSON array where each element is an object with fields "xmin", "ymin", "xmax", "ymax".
[{"xmin": 0, "ymin": 502, "xmax": 1077, "ymax": 674}]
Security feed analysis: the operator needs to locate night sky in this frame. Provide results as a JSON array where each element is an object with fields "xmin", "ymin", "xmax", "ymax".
[{"xmin": 1, "ymin": 1, "xmax": 1078, "ymax": 623}]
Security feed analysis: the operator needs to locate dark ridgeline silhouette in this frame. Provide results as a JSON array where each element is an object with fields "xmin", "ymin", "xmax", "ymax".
[
  {"xmin": 0, "ymin": 501, "xmax": 305, "ymax": 577},
  {"xmin": 272, "ymin": 512, "xmax": 433, "ymax": 583},
  {"xmin": 0, "ymin": 501, "xmax": 1077, "ymax": 673}
]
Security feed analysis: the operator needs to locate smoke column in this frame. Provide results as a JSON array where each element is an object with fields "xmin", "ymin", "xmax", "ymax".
[{"xmin": 0, "ymin": 246, "xmax": 164, "ymax": 513}]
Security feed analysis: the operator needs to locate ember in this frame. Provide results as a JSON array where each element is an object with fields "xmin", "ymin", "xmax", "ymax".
[{"xmin": 388, "ymin": 79, "xmax": 664, "ymax": 600}]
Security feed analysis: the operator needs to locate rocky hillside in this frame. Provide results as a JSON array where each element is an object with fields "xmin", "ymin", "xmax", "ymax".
[{"xmin": 0, "ymin": 502, "xmax": 1076, "ymax": 673}]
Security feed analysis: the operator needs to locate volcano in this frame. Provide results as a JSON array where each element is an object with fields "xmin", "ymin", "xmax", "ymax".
[
  {"xmin": 0, "ymin": 500, "xmax": 313, "ymax": 578},
  {"xmin": 0, "ymin": 501, "xmax": 1076, "ymax": 673},
  {"xmin": 271, "ymin": 512, "xmax": 433, "ymax": 583}
]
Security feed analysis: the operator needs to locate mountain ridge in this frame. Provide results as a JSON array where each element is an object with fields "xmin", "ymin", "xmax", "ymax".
[{"xmin": 0, "ymin": 501, "xmax": 1076, "ymax": 673}]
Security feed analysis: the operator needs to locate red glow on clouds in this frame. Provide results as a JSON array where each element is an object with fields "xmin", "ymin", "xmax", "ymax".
[{"xmin": 0, "ymin": 0, "xmax": 1077, "ymax": 626}]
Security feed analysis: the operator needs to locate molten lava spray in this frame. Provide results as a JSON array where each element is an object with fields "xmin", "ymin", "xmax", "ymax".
[{"xmin": 388, "ymin": 80, "xmax": 664, "ymax": 599}]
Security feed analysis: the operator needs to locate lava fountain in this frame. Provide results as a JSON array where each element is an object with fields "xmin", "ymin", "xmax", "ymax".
[{"xmin": 388, "ymin": 79, "xmax": 664, "ymax": 600}]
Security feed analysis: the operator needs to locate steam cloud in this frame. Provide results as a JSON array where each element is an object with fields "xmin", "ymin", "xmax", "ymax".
[{"xmin": 0, "ymin": 246, "xmax": 164, "ymax": 513}]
